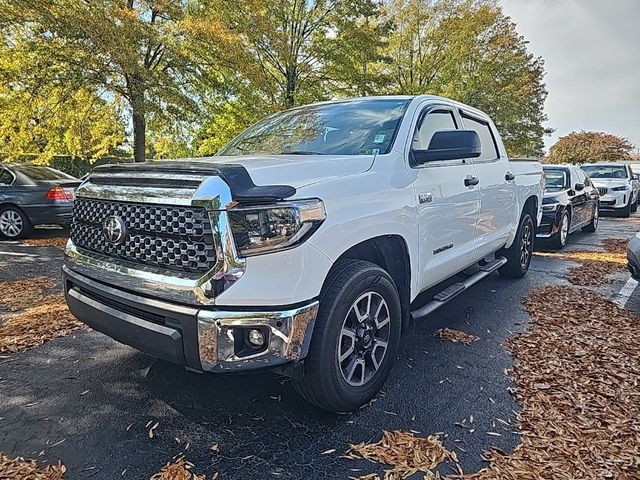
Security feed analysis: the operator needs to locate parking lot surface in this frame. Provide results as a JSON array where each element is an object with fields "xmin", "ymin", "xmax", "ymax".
[{"xmin": 0, "ymin": 216, "xmax": 637, "ymax": 479}]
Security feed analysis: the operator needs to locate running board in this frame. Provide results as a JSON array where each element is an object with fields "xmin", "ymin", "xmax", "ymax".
[{"xmin": 410, "ymin": 257, "xmax": 507, "ymax": 320}]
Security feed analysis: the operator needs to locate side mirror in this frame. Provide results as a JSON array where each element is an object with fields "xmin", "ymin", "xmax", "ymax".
[
  {"xmin": 575, "ymin": 183, "xmax": 585, "ymax": 191},
  {"xmin": 412, "ymin": 130, "xmax": 481, "ymax": 164},
  {"xmin": 633, "ymin": 173, "xmax": 639, "ymax": 181}
]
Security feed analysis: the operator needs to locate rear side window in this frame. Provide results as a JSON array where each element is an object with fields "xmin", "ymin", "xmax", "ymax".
[
  {"xmin": 11, "ymin": 165, "xmax": 75, "ymax": 181},
  {"xmin": 0, "ymin": 169, "xmax": 14, "ymax": 185},
  {"xmin": 412, "ymin": 111, "xmax": 457, "ymax": 150},
  {"xmin": 461, "ymin": 113, "xmax": 498, "ymax": 161}
]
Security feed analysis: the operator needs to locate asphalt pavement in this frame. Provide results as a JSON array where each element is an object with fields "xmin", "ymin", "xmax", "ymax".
[{"xmin": 0, "ymin": 216, "xmax": 637, "ymax": 479}]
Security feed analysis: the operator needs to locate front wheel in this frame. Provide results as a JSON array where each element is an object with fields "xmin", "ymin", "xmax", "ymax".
[
  {"xmin": 549, "ymin": 210, "xmax": 570, "ymax": 250},
  {"xmin": 498, "ymin": 212, "xmax": 534, "ymax": 279},
  {"xmin": 620, "ymin": 199, "xmax": 632, "ymax": 218},
  {"xmin": 583, "ymin": 204, "xmax": 599, "ymax": 233},
  {"xmin": 293, "ymin": 260, "xmax": 401, "ymax": 412}
]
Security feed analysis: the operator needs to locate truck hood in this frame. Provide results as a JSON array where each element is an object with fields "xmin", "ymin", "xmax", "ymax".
[{"xmin": 193, "ymin": 154, "xmax": 375, "ymax": 189}]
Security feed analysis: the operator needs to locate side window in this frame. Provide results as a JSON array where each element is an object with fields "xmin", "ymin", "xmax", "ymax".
[
  {"xmin": 412, "ymin": 110, "xmax": 457, "ymax": 150},
  {"xmin": 461, "ymin": 113, "xmax": 499, "ymax": 161},
  {"xmin": 575, "ymin": 169, "xmax": 588, "ymax": 186},
  {"xmin": 0, "ymin": 169, "xmax": 13, "ymax": 186}
]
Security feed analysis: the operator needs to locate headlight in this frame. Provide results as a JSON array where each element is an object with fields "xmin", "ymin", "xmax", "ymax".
[
  {"xmin": 611, "ymin": 185, "xmax": 630, "ymax": 191},
  {"xmin": 542, "ymin": 203, "xmax": 560, "ymax": 212},
  {"xmin": 228, "ymin": 199, "xmax": 326, "ymax": 256}
]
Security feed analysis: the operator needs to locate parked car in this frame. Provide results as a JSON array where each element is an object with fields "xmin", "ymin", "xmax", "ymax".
[
  {"xmin": 627, "ymin": 233, "xmax": 640, "ymax": 280},
  {"xmin": 627, "ymin": 163, "xmax": 640, "ymax": 205},
  {"xmin": 0, "ymin": 163, "xmax": 80, "ymax": 239},
  {"xmin": 536, "ymin": 165, "xmax": 600, "ymax": 248},
  {"xmin": 63, "ymin": 95, "xmax": 544, "ymax": 412},
  {"xmin": 580, "ymin": 163, "xmax": 638, "ymax": 217}
]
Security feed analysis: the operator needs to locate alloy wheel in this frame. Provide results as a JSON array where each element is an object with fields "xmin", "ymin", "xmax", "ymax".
[
  {"xmin": 560, "ymin": 214, "xmax": 569, "ymax": 246},
  {"xmin": 520, "ymin": 223, "xmax": 532, "ymax": 268},
  {"xmin": 0, "ymin": 210, "xmax": 23, "ymax": 238},
  {"xmin": 338, "ymin": 291, "xmax": 391, "ymax": 387},
  {"xmin": 593, "ymin": 207, "xmax": 599, "ymax": 228}
]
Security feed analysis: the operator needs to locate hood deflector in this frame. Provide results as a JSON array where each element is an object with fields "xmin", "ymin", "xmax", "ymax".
[{"xmin": 93, "ymin": 162, "xmax": 297, "ymax": 203}]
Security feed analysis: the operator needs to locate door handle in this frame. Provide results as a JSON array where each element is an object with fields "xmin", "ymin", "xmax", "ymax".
[
  {"xmin": 464, "ymin": 176, "xmax": 479, "ymax": 187},
  {"xmin": 505, "ymin": 172, "xmax": 516, "ymax": 181}
]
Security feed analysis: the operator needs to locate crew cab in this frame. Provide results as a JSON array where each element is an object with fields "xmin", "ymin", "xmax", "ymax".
[
  {"xmin": 581, "ymin": 163, "xmax": 638, "ymax": 217},
  {"xmin": 63, "ymin": 96, "xmax": 543, "ymax": 412}
]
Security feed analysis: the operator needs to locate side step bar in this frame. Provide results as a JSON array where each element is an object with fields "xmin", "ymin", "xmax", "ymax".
[{"xmin": 410, "ymin": 257, "xmax": 507, "ymax": 320}]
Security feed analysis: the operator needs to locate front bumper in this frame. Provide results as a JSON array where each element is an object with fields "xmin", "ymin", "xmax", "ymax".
[
  {"xmin": 536, "ymin": 209, "xmax": 561, "ymax": 238},
  {"xmin": 63, "ymin": 265, "xmax": 319, "ymax": 372},
  {"xmin": 598, "ymin": 192, "xmax": 629, "ymax": 210}
]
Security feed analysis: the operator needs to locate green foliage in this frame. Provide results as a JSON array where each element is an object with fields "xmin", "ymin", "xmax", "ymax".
[
  {"xmin": 545, "ymin": 131, "xmax": 636, "ymax": 165},
  {"xmin": 0, "ymin": 0, "xmax": 552, "ymax": 161}
]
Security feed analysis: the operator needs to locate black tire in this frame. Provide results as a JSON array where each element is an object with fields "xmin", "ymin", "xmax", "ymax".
[
  {"xmin": 549, "ymin": 210, "xmax": 570, "ymax": 250},
  {"xmin": 632, "ymin": 200, "xmax": 637, "ymax": 213},
  {"xmin": 292, "ymin": 259, "xmax": 401, "ymax": 412},
  {"xmin": 582, "ymin": 204, "xmax": 599, "ymax": 233},
  {"xmin": 498, "ymin": 212, "xmax": 534, "ymax": 279},
  {"xmin": 620, "ymin": 199, "xmax": 632, "ymax": 217},
  {"xmin": 0, "ymin": 205, "xmax": 33, "ymax": 240}
]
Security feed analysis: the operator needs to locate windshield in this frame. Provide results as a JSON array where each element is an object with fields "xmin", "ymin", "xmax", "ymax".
[
  {"xmin": 581, "ymin": 165, "xmax": 628, "ymax": 179},
  {"xmin": 544, "ymin": 169, "xmax": 568, "ymax": 191},
  {"xmin": 12, "ymin": 165, "xmax": 76, "ymax": 181},
  {"xmin": 218, "ymin": 99, "xmax": 410, "ymax": 156}
]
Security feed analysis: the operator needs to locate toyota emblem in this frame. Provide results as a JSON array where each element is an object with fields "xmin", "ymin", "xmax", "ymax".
[{"xmin": 103, "ymin": 215, "xmax": 126, "ymax": 245}]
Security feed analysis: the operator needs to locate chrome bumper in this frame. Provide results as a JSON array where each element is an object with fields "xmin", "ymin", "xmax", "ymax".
[{"xmin": 63, "ymin": 266, "xmax": 319, "ymax": 372}]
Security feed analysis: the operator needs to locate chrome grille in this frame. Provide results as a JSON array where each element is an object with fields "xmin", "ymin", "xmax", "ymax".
[
  {"xmin": 70, "ymin": 198, "xmax": 216, "ymax": 274},
  {"xmin": 597, "ymin": 187, "xmax": 608, "ymax": 196}
]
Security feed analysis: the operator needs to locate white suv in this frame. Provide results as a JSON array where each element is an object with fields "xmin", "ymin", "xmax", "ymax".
[{"xmin": 581, "ymin": 163, "xmax": 638, "ymax": 217}]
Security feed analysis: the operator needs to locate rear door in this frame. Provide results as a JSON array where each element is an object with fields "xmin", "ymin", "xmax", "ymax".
[
  {"xmin": 0, "ymin": 168, "xmax": 15, "ymax": 202},
  {"xmin": 459, "ymin": 110, "xmax": 514, "ymax": 259},
  {"xmin": 408, "ymin": 103, "xmax": 480, "ymax": 291}
]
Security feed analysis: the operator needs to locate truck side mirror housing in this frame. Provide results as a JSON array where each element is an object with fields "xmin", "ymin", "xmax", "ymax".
[
  {"xmin": 412, "ymin": 130, "xmax": 482, "ymax": 164},
  {"xmin": 574, "ymin": 183, "xmax": 585, "ymax": 191}
]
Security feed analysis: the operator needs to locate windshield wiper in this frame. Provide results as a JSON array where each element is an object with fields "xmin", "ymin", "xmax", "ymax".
[{"xmin": 279, "ymin": 150, "xmax": 323, "ymax": 155}]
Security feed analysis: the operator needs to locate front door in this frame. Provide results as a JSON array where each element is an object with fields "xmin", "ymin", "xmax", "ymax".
[{"xmin": 409, "ymin": 105, "xmax": 480, "ymax": 292}]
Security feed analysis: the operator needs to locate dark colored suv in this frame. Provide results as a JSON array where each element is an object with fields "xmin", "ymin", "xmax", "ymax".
[{"xmin": 0, "ymin": 163, "xmax": 80, "ymax": 239}]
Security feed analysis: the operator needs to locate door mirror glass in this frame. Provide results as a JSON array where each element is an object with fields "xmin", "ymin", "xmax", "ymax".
[
  {"xmin": 574, "ymin": 183, "xmax": 585, "ymax": 191},
  {"xmin": 412, "ymin": 130, "xmax": 481, "ymax": 164}
]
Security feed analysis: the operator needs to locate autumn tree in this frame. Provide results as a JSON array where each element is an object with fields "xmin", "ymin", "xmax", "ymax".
[
  {"xmin": 545, "ymin": 131, "xmax": 636, "ymax": 165},
  {"xmin": 385, "ymin": 0, "xmax": 549, "ymax": 156},
  {"xmin": 0, "ymin": 0, "xmax": 231, "ymax": 162},
  {"xmin": 0, "ymin": 30, "xmax": 126, "ymax": 161}
]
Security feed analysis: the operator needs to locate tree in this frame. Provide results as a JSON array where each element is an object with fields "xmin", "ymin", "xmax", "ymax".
[
  {"xmin": 384, "ymin": 0, "xmax": 549, "ymax": 156},
  {"xmin": 0, "ymin": 0, "xmax": 229, "ymax": 162},
  {"xmin": 545, "ymin": 131, "xmax": 636, "ymax": 164},
  {"xmin": 0, "ymin": 32, "xmax": 126, "ymax": 161}
]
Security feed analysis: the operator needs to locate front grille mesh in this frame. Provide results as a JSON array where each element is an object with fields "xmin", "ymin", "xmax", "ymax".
[
  {"xmin": 598, "ymin": 187, "xmax": 608, "ymax": 196},
  {"xmin": 71, "ymin": 198, "xmax": 216, "ymax": 274}
]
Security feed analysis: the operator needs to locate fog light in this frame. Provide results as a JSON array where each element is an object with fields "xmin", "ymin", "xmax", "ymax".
[{"xmin": 248, "ymin": 329, "xmax": 266, "ymax": 347}]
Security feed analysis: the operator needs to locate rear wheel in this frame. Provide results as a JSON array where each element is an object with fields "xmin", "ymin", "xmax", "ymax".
[
  {"xmin": 293, "ymin": 260, "xmax": 401, "ymax": 412},
  {"xmin": 582, "ymin": 204, "xmax": 599, "ymax": 233},
  {"xmin": 632, "ymin": 200, "xmax": 638, "ymax": 213},
  {"xmin": 498, "ymin": 212, "xmax": 534, "ymax": 279},
  {"xmin": 0, "ymin": 206, "xmax": 32, "ymax": 239},
  {"xmin": 550, "ymin": 210, "xmax": 570, "ymax": 249}
]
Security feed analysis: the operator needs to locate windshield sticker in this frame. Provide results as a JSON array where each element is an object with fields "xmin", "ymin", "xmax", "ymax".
[
  {"xmin": 374, "ymin": 133, "xmax": 386, "ymax": 143},
  {"xmin": 359, "ymin": 148, "xmax": 380, "ymax": 155}
]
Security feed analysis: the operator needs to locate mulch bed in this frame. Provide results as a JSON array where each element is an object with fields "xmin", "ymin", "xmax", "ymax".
[
  {"xmin": 0, "ymin": 276, "xmax": 85, "ymax": 353},
  {"xmin": 22, "ymin": 237, "xmax": 69, "ymax": 249},
  {"xmin": 0, "ymin": 453, "xmax": 66, "ymax": 479},
  {"xmin": 464, "ymin": 285, "xmax": 640, "ymax": 479},
  {"xmin": 436, "ymin": 328, "xmax": 479, "ymax": 345},
  {"xmin": 149, "ymin": 456, "xmax": 215, "ymax": 480},
  {"xmin": 345, "ymin": 430, "xmax": 460, "ymax": 479}
]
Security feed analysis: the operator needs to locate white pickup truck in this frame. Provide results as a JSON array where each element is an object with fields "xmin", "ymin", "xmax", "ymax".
[{"xmin": 63, "ymin": 95, "xmax": 543, "ymax": 412}]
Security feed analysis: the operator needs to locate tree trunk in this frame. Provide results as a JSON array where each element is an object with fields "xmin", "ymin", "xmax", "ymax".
[
  {"xmin": 285, "ymin": 68, "xmax": 296, "ymax": 109},
  {"xmin": 127, "ymin": 75, "xmax": 146, "ymax": 163},
  {"xmin": 132, "ymin": 107, "xmax": 146, "ymax": 163}
]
